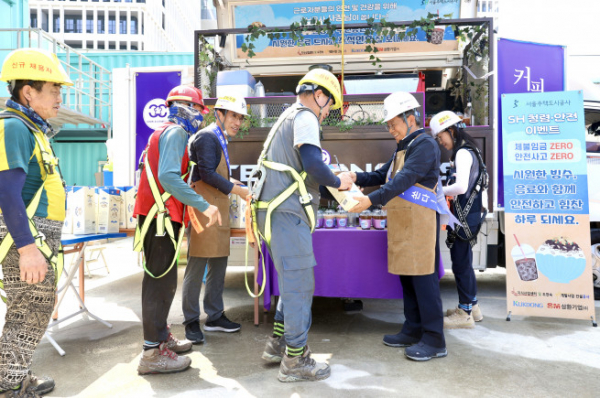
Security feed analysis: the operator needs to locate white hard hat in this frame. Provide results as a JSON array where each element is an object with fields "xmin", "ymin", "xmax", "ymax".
[
  {"xmin": 215, "ymin": 95, "xmax": 248, "ymax": 116},
  {"xmin": 383, "ymin": 92, "xmax": 420, "ymax": 122},
  {"xmin": 430, "ymin": 110, "xmax": 462, "ymax": 136}
]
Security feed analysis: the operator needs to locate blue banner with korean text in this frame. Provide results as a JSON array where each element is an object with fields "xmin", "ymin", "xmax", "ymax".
[
  {"xmin": 497, "ymin": 39, "xmax": 566, "ymax": 208},
  {"xmin": 501, "ymin": 90, "xmax": 594, "ymax": 322}
]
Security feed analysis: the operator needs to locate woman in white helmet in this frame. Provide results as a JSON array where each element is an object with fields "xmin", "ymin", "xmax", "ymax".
[
  {"xmin": 430, "ymin": 110, "xmax": 488, "ymax": 329},
  {"xmin": 344, "ymin": 91, "xmax": 447, "ymax": 362},
  {"xmin": 182, "ymin": 95, "xmax": 249, "ymax": 343}
]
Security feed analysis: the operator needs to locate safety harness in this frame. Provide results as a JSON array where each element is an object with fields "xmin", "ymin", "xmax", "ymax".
[
  {"xmin": 0, "ymin": 109, "xmax": 65, "ymax": 302},
  {"xmin": 447, "ymin": 141, "xmax": 489, "ymax": 248},
  {"xmin": 243, "ymin": 105, "xmax": 317, "ymax": 298},
  {"xmin": 132, "ymin": 126, "xmax": 195, "ymax": 279}
]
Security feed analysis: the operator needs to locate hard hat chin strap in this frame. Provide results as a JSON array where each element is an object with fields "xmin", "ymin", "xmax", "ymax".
[
  {"xmin": 215, "ymin": 108, "xmax": 229, "ymax": 136},
  {"xmin": 312, "ymin": 90, "xmax": 331, "ymax": 121}
]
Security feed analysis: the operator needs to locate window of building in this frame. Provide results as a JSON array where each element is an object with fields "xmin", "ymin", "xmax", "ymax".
[
  {"xmin": 109, "ymin": 42, "xmax": 116, "ymax": 50},
  {"xmin": 97, "ymin": 19, "xmax": 105, "ymax": 34},
  {"xmin": 41, "ymin": 13, "xmax": 49, "ymax": 32},
  {"xmin": 162, "ymin": 0, "xmax": 165, "ymax": 7},
  {"xmin": 136, "ymin": 0, "xmax": 146, "ymax": 3},
  {"xmin": 53, "ymin": 15, "xmax": 60, "ymax": 33},
  {"xmin": 86, "ymin": 15, "xmax": 94, "ymax": 33},
  {"xmin": 97, "ymin": 42, "xmax": 105, "ymax": 49},
  {"xmin": 65, "ymin": 16, "xmax": 83, "ymax": 33},
  {"xmin": 131, "ymin": 16, "xmax": 138, "ymax": 34},
  {"xmin": 120, "ymin": 43, "xmax": 127, "ymax": 50},
  {"xmin": 131, "ymin": 44, "xmax": 138, "ymax": 50},
  {"xmin": 108, "ymin": 17, "xmax": 116, "ymax": 34},
  {"xmin": 30, "ymin": 13, "xmax": 38, "ymax": 29},
  {"xmin": 162, "ymin": 13, "xmax": 165, "ymax": 29},
  {"xmin": 119, "ymin": 16, "xmax": 127, "ymax": 34}
]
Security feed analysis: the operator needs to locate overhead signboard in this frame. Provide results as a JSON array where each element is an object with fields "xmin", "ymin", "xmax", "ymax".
[{"xmin": 229, "ymin": 0, "xmax": 460, "ymax": 60}]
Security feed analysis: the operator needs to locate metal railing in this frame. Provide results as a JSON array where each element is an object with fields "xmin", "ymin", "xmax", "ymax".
[{"xmin": 0, "ymin": 28, "xmax": 112, "ymax": 128}]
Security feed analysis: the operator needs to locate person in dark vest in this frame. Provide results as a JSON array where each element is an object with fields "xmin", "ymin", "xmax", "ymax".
[
  {"xmin": 182, "ymin": 95, "xmax": 249, "ymax": 344},
  {"xmin": 430, "ymin": 110, "xmax": 488, "ymax": 329},
  {"xmin": 344, "ymin": 91, "xmax": 447, "ymax": 361},
  {"xmin": 133, "ymin": 85, "xmax": 221, "ymax": 375},
  {"xmin": 0, "ymin": 47, "xmax": 73, "ymax": 398}
]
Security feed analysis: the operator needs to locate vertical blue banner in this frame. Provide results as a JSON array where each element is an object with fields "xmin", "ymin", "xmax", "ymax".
[
  {"xmin": 501, "ymin": 90, "xmax": 595, "ymax": 321},
  {"xmin": 135, "ymin": 71, "xmax": 181, "ymax": 166},
  {"xmin": 497, "ymin": 39, "xmax": 565, "ymax": 207}
]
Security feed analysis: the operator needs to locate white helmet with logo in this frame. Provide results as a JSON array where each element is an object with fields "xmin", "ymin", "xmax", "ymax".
[
  {"xmin": 383, "ymin": 92, "xmax": 420, "ymax": 122},
  {"xmin": 430, "ymin": 110, "xmax": 463, "ymax": 136},
  {"xmin": 215, "ymin": 95, "xmax": 248, "ymax": 116}
]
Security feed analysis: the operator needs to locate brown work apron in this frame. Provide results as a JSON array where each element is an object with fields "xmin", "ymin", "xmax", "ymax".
[
  {"xmin": 188, "ymin": 151, "xmax": 231, "ymax": 258},
  {"xmin": 385, "ymin": 145, "xmax": 437, "ymax": 275}
]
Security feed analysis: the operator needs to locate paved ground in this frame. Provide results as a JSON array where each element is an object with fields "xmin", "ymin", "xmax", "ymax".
[{"xmin": 3, "ymin": 237, "xmax": 599, "ymax": 397}]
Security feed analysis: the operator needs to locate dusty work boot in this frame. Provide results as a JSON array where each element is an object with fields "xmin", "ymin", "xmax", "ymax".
[
  {"xmin": 0, "ymin": 375, "xmax": 41, "ymax": 398},
  {"xmin": 137, "ymin": 342, "xmax": 192, "ymax": 375},
  {"xmin": 446, "ymin": 303, "xmax": 483, "ymax": 322},
  {"xmin": 166, "ymin": 332, "xmax": 192, "ymax": 353},
  {"xmin": 278, "ymin": 346, "xmax": 331, "ymax": 382},
  {"xmin": 262, "ymin": 336, "xmax": 286, "ymax": 363},
  {"xmin": 443, "ymin": 308, "xmax": 475, "ymax": 329},
  {"xmin": 27, "ymin": 373, "xmax": 54, "ymax": 396}
]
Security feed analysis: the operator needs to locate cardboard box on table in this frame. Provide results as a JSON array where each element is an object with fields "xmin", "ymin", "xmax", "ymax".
[
  {"xmin": 62, "ymin": 186, "xmax": 73, "ymax": 234},
  {"xmin": 116, "ymin": 186, "xmax": 136, "ymax": 229},
  {"xmin": 96, "ymin": 187, "xmax": 121, "ymax": 234},
  {"xmin": 229, "ymin": 192, "xmax": 247, "ymax": 229},
  {"xmin": 124, "ymin": 186, "xmax": 137, "ymax": 229},
  {"xmin": 71, "ymin": 186, "xmax": 96, "ymax": 235}
]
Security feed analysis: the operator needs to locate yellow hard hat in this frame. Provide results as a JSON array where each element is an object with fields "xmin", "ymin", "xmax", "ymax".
[
  {"xmin": 297, "ymin": 68, "xmax": 342, "ymax": 110},
  {"xmin": 0, "ymin": 48, "xmax": 73, "ymax": 86}
]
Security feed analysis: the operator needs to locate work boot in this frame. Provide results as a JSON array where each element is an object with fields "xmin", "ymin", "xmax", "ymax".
[
  {"xmin": 0, "ymin": 375, "xmax": 41, "ymax": 398},
  {"xmin": 262, "ymin": 336, "xmax": 286, "ymax": 363},
  {"xmin": 443, "ymin": 308, "xmax": 475, "ymax": 329},
  {"xmin": 446, "ymin": 303, "xmax": 483, "ymax": 322},
  {"xmin": 185, "ymin": 320, "xmax": 205, "ymax": 344},
  {"xmin": 27, "ymin": 372, "xmax": 54, "ymax": 395},
  {"xmin": 278, "ymin": 346, "xmax": 330, "ymax": 382},
  {"xmin": 137, "ymin": 342, "xmax": 192, "ymax": 375},
  {"xmin": 166, "ymin": 332, "xmax": 192, "ymax": 353}
]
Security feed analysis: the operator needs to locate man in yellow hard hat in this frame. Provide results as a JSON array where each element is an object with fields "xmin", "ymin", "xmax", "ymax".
[
  {"xmin": 0, "ymin": 48, "xmax": 73, "ymax": 397},
  {"xmin": 252, "ymin": 68, "xmax": 352, "ymax": 382}
]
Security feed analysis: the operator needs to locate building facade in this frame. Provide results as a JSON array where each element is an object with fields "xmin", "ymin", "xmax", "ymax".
[{"xmin": 28, "ymin": 0, "xmax": 200, "ymax": 52}]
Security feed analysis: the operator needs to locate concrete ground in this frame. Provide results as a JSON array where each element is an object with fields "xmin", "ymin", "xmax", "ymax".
[{"xmin": 5, "ymin": 237, "xmax": 599, "ymax": 398}]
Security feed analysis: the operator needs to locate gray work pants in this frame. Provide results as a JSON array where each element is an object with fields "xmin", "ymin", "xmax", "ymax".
[
  {"xmin": 182, "ymin": 255, "xmax": 228, "ymax": 324},
  {"xmin": 258, "ymin": 211, "xmax": 316, "ymax": 349}
]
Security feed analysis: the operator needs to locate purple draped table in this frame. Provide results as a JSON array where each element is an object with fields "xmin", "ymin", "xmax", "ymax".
[{"xmin": 257, "ymin": 228, "xmax": 445, "ymax": 311}]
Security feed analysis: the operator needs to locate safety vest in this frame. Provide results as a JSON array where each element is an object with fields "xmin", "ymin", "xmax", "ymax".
[
  {"xmin": 244, "ymin": 105, "xmax": 317, "ymax": 298},
  {"xmin": 0, "ymin": 109, "xmax": 64, "ymax": 302},
  {"xmin": 447, "ymin": 141, "xmax": 489, "ymax": 247},
  {"xmin": 133, "ymin": 123, "xmax": 194, "ymax": 279}
]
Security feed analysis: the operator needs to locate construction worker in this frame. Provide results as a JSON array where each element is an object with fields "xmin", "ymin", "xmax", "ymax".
[
  {"xmin": 253, "ymin": 68, "xmax": 353, "ymax": 382},
  {"xmin": 0, "ymin": 48, "xmax": 72, "ymax": 397},
  {"xmin": 344, "ymin": 92, "xmax": 447, "ymax": 361},
  {"xmin": 430, "ymin": 110, "xmax": 488, "ymax": 329},
  {"xmin": 182, "ymin": 95, "xmax": 249, "ymax": 343},
  {"xmin": 133, "ymin": 85, "xmax": 221, "ymax": 375}
]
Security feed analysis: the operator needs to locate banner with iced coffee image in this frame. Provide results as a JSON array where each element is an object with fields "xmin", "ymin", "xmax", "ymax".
[{"xmin": 501, "ymin": 91, "xmax": 595, "ymax": 322}]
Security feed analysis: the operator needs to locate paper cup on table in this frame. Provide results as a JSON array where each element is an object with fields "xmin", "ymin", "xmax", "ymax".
[{"xmin": 511, "ymin": 243, "xmax": 539, "ymax": 282}]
